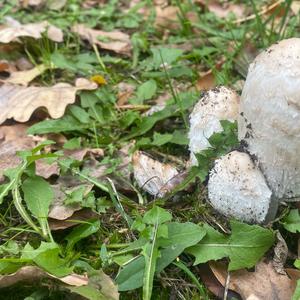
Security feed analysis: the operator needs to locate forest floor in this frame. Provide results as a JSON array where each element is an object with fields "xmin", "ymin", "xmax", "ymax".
[{"xmin": 0, "ymin": 1, "xmax": 299, "ymax": 299}]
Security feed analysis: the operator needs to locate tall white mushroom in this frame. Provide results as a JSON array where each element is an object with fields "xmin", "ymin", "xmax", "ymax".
[
  {"xmin": 188, "ymin": 86, "xmax": 240, "ymax": 165},
  {"xmin": 238, "ymin": 38, "xmax": 300, "ymax": 200}
]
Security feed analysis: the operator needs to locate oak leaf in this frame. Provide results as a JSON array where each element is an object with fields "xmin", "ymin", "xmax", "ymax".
[
  {"xmin": 0, "ymin": 78, "xmax": 97, "ymax": 124},
  {"xmin": 0, "ymin": 18, "xmax": 63, "ymax": 43},
  {"xmin": 72, "ymin": 24, "xmax": 131, "ymax": 55}
]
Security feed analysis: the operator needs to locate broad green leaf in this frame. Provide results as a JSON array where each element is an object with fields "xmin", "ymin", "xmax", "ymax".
[
  {"xmin": 150, "ymin": 48, "xmax": 183, "ymax": 70},
  {"xmin": 65, "ymin": 219, "xmax": 100, "ymax": 251},
  {"xmin": 187, "ymin": 221, "xmax": 275, "ymax": 271},
  {"xmin": 63, "ymin": 137, "xmax": 81, "ymax": 150},
  {"xmin": 186, "ymin": 224, "xmax": 228, "ymax": 264},
  {"xmin": 282, "ymin": 209, "xmax": 300, "ymax": 233},
  {"xmin": 116, "ymin": 222, "xmax": 206, "ymax": 291},
  {"xmin": 143, "ymin": 206, "xmax": 172, "ymax": 225},
  {"xmin": 134, "ymin": 79, "xmax": 157, "ymax": 104},
  {"xmin": 0, "ymin": 258, "xmax": 29, "ymax": 274},
  {"xmin": 69, "ymin": 105, "xmax": 90, "ymax": 124},
  {"xmin": 21, "ymin": 242, "xmax": 72, "ymax": 277},
  {"xmin": 27, "ymin": 115, "xmax": 86, "ymax": 134},
  {"xmin": 22, "ymin": 176, "xmax": 54, "ymax": 237}
]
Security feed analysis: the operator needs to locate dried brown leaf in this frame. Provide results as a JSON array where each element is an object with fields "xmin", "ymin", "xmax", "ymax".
[
  {"xmin": 48, "ymin": 182, "xmax": 93, "ymax": 220},
  {"xmin": 0, "ymin": 124, "xmax": 36, "ymax": 182},
  {"xmin": 49, "ymin": 209, "xmax": 98, "ymax": 230},
  {"xmin": 132, "ymin": 151, "xmax": 179, "ymax": 197},
  {"xmin": 0, "ymin": 18, "xmax": 63, "ymax": 43},
  {"xmin": 210, "ymin": 260, "xmax": 294, "ymax": 300},
  {"xmin": 291, "ymin": 1, "xmax": 300, "ymax": 15},
  {"xmin": 195, "ymin": 70, "xmax": 216, "ymax": 91},
  {"xmin": 117, "ymin": 82, "xmax": 135, "ymax": 106},
  {"xmin": 72, "ymin": 24, "xmax": 131, "ymax": 55},
  {"xmin": 0, "ymin": 266, "xmax": 88, "ymax": 288},
  {"xmin": 0, "ymin": 78, "xmax": 97, "ymax": 124},
  {"xmin": 196, "ymin": 0, "xmax": 245, "ymax": 19},
  {"xmin": 0, "ymin": 64, "xmax": 47, "ymax": 86}
]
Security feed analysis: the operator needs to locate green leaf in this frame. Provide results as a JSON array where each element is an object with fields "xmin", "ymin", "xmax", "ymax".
[
  {"xmin": 143, "ymin": 206, "xmax": 172, "ymax": 225},
  {"xmin": 134, "ymin": 79, "xmax": 157, "ymax": 104},
  {"xmin": 150, "ymin": 48, "xmax": 183, "ymax": 70},
  {"xmin": 116, "ymin": 222, "xmax": 206, "ymax": 291},
  {"xmin": 27, "ymin": 115, "xmax": 86, "ymax": 134},
  {"xmin": 21, "ymin": 242, "xmax": 72, "ymax": 277},
  {"xmin": 22, "ymin": 176, "xmax": 54, "ymax": 237},
  {"xmin": 282, "ymin": 209, "xmax": 300, "ymax": 233},
  {"xmin": 65, "ymin": 219, "xmax": 100, "ymax": 251},
  {"xmin": 187, "ymin": 221, "xmax": 275, "ymax": 271},
  {"xmin": 63, "ymin": 137, "xmax": 81, "ymax": 150},
  {"xmin": 69, "ymin": 106, "xmax": 90, "ymax": 124},
  {"xmin": 142, "ymin": 223, "xmax": 159, "ymax": 300},
  {"xmin": 0, "ymin": 258, "xmax": 29, "ymax": 274},
  {"xmin": 292, "ymin": 280, "xmax": 300, "ymax": 300},
  {"xmin": 152, "ymin": 132, "xmax": 173, "ymax": 146}
]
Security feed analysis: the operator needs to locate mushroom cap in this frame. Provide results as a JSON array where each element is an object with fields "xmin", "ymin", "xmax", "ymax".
[
  {"xmin": 238, "ymin": 38, "xmax": 300, "ymax": 199},
  {"xmin": 188, "ymin": 86, "xmax": 239, "ymax": 165},
  {"xmin": 208, "ymin": 151, "xmax": 274, "ymax": 223}
]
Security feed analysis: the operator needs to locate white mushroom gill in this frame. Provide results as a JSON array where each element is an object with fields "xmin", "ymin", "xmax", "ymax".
[
  {"xmin": 208, "ymin": 151, "xmax": 274, "ymax": 223},
  {"xmin": 188, "ymin": 86, "xmax": 240, "ymax": 165},
  {"xmin": 238, "ymin": 38, "xmax": 300, "ymax": 200}
]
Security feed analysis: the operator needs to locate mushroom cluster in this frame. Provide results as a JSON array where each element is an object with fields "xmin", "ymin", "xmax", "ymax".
[{"xmin": 189, "ymin": 38, "xmax": 300, "ymax": 223}]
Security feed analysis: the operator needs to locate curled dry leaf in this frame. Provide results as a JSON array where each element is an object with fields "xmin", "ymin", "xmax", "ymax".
[
  {"xmin": 49, "ymin": 209, "xmax": 98, "ymax": 230},
  {"xmin": 0, "ymin": 124, "xmax": 36, "ymax": 182},
  {"xmin": 196, "ymin": 0, "xmax": 245, "ymax": 19},
  {"xmin": 210, "ymin": 260, "xmax": 294, "ymax": 300},
  {"xmin": 48, "ymin": 182, "xmax": 93, "ymax": 220},
  {"xmin": 0, "ymin": 266, "xmax": 88, "ymax": 288},
  {"xmin": 72, "ymin": 24, "xmax": 131, "ymax": 56},
  {"xmin": 0, "ymin": 64, "xmax": 48, "ymax": 86},
  {"xmin": 0, "ymin": 78, "xmax": 97, "ymax": 124},
  {"xmin": 0, "ymin": 18, "xmax": 63, "ymax": 43},
  {"xmin": 132, "ymin": 151, "xmax": 179, "ymax": 197}
]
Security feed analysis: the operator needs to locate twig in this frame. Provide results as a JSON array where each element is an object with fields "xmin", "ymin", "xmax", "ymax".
[
  {"xmin": 233, "ymin": 0, "xmax": 284, "ymax": 24},
  {"xmin": 223, "ymin": 271, "xmax": 230, "ymax": 300}
]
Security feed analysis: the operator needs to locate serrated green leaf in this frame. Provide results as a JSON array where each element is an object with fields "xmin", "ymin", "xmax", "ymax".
[
  {"xmin": 187, "ymin": 221, "xmax": 274, "ymax": 271},
  {"xmin": 282, "ymin": 209, "xmax": 300, "ymax": 233},
  {"xmin": 143, "ymin": 206, "xmax": 172, "ymax": 225},
  {"xmin": 21, "ymin": 242, "xmax": 72, "ymax": 277}
]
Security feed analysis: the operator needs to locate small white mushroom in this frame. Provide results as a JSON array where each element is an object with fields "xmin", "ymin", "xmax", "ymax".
[
  {"xmin": 188, "ymin": 86, "xmax": 240, "ymax": 165},
  {"xmin": 238, "ymin": 38, "xmax": 300, "ymax": 200},
  {"xmin": 208, "ymin": 151, "xmax": 274, "ymax": 223}
]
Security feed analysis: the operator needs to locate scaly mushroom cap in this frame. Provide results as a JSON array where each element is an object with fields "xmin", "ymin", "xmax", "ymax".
[
  {"xmin": 238, "ymin": 38, "xmax": 300, "ymax": 199},
  {"xmin": 188, "ymin": 86, "xmax": 239, "ymax": 165},
  {"xmin": 208, "ymin": 151, "xmax": 274, "ymax": 223}
]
